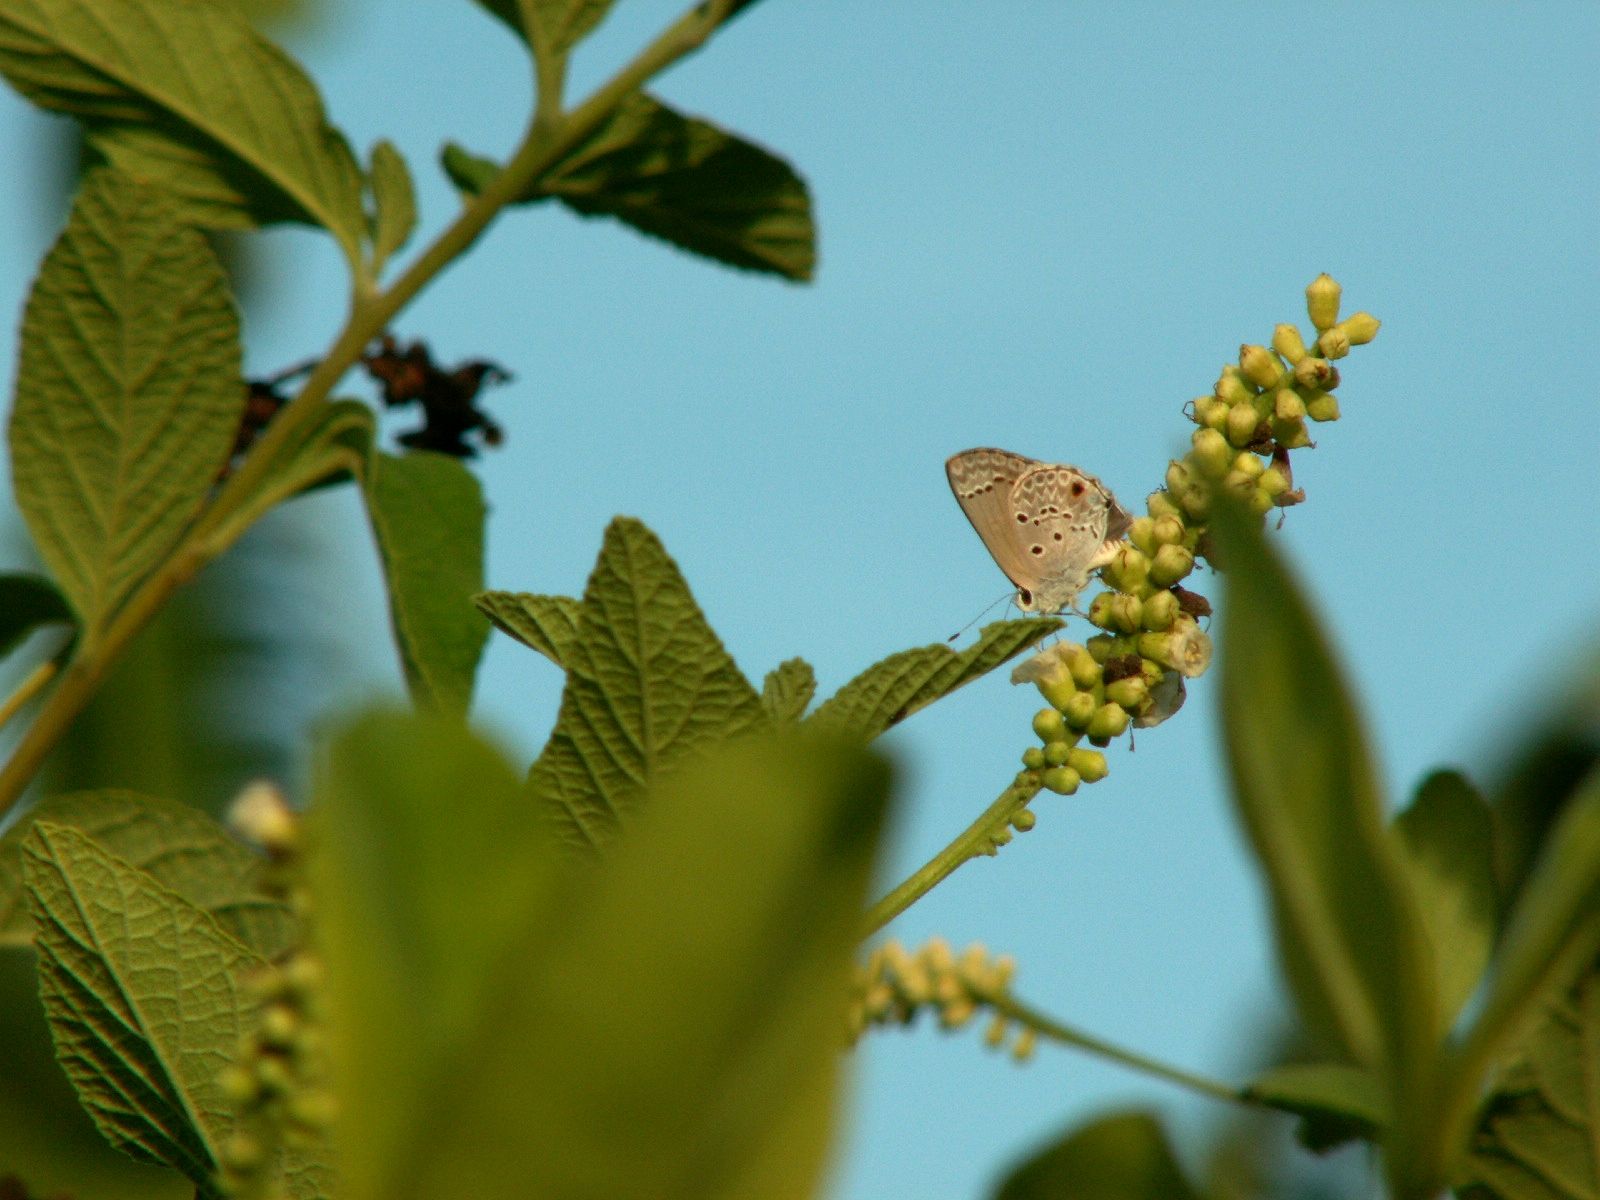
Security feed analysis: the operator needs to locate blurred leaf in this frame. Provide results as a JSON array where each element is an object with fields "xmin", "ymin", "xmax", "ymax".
[
  {"xmin": 367, "ymin": 139, "xmax": 415, "ymax": 275},
  {"xmin": 308, "ymin": 710, "xmax": 545, "ymax": 1200},
  {"xmin": 1211, "ymin": 496, "xmax": 1436, "ymax": 1087},
  {"xmin": 21, "ymin": 823, "xmax": 263, "ymax": 1196},
  {"xmin": 1451, "ymin": 767, "xmax": 1600, "ymax": 1130},
  {"xmin": 323, "ymin": 724, "xmax": 890, "ymax": 1200},
  {"xmin": 445, "ymin": 92, "xmax": 815, "ymax": 280},
  {"xmin": 238, "ymin": 399, "xmax": 373, "ymax": 523},
  {"xmin": 762, "ymin": 658, "xmax": 816, "ymax": 722},
  {"xmin": 364, "ymin": 451, "xmax": 488, "ymax": 716},
  {"xmin": 0, "ymin": 0, "xmax": 366, "ymax": 259},
  {"xmin": 0, "ymin": 573, "xmax": 72, "ymax": 658},
  {"xmin": 993, "ymin": 1110, "xmax": 1203, "ymax": 1200},
  {"xmin": 0, "ymin": 789, "xmax": 294, "ymax": 955},
  {"xmin": 474, "ymin": 590, "xmax": 580, "ymax": 668},
  {"xmin": 1395, "ymin": 770, "xmax": 1498, "ymax": 1029},
  {"xmin": 1462, "ymin": 964, "xmax": 1600, "ymax": 1200},
  {"xmin": 1243, "ymin": 1062, "xmax": 1389, "ymax": 1153},
  {"xmin": 808, "ymin": 619, "xmax": 1061, "ymax": 740},
  {"xmin": 471, "ymin": 0, "xmax": 616, "ymax": 57},
  {"xmin": 9, "ymin": 171, "xmax": 242, "ymax": 634},
  {"xmin": 526, "ymin": 517, "xmax": 766, "ymax": 854}
]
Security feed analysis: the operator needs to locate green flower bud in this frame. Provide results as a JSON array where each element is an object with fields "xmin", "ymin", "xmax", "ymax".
[
  {"xmin": 1010, "ymin": 809, "xmax": 1036, "ymax": 833},
  {"xmin": 1305, "ymin": 392, "xmax": 1341, "ymax": 422},
  {"xmin": 223, "ymin": 1132, "xmax": 265, "ymax": 1173},
  {"xmin": 1340, "ymin": 312, "xmax": 1381, "ymax": 344},
  {"xmin": 984, "ymin": 1015, "xmax": 1011, "ymax": 1048},
  {"xmin": 1067, "ymin": 748, "xmax": 1109, "ymax": 782},
  {"xmin": 286, "ymin": 1090, "xmax": 338, "ymax": 1132},
  {"xmin": 1194, "ymin": 395, "xmax": 1230, "ymax": 431},
  {"xmin": 1151, "ymin": 514, "xmax": 1186, "ymax": 547},
  {"xmin": 1064, "ymin": 643, "xmax": 1102, "ymax": 688},
  {"xmin": 1248, "ymin": 486, "xmax": 1275, "ymax": 516},
  {"xmin": 1129, "ymin": 520, "xmax": 1160, "ymax": 562},
  {"xmin": 1103, "ymin": 544, "xmax": 1151, "ymax": 592},
  {"xmin": 1146, "ymin": 491, "xmax": 1182, "ymax": 520},
  {"xmin": 1148, "ymin": 543, "xmax": 1195, "ymax": 587},
  {"xmin": 1015, "ymin": 770, "xmax": 1038, "ymax": 789},
  {"xmin": 1190, "ymin": 428, "xmax": 1231, "ymax": 478},
  {"xmin": 1224, "ymin": 401, "xmax": 1263, "ymax": 449},
  {"xmin": 1293, "ymin": 356, "xmax": 1338, "ymax": 390},
  {"xmin": 1231, "ymin": 452, "xmax": 1265, "ymax": 479},
  {"xmin": 1084, "ymin": 634, "xmax": 1117, "ymax": 663},
  {"xmin": 1012, "ymin": 1027, "xmax": 1038, "ymax": 1062},
  {"xmin": 1214, "ymin": 366, "xmax": 1256, "ymax": 405},
  {"xmin": 1222, "ymin": 469, "xmax": 1257, "ymax": 500},
  {"xmin": 1138, "ymin": 619, "xmax": 1214, "ymax": 677},
  {"xmin": 260, "ymin": 1004, "xmax": 298, "ymax": 1049},
  {"xmin": 1043, "ymin": 740, "xmax": 1073, "ymax": 766},
  {"xmin": 1177, "ymin": 484, "xmax": 1210, "ymax": 522},
  {"xmin": 1271, "ymin": 323, "xmax": 1308, "ymax": 364},
  {"xmin": 1037, "ymin": 676, "xmax": 1075, "ymax": 710},
  {"xmin": 1108, "ymin": 593, "xmax": 1143, "ymax": 633},
  {"xmin": 1062, "ymin": 691, "xmax": 1098, "ymax": 730},
  {"xmin": 1306, "ymin": 273, "xmax": 1341, "ymax": 330},
  {"xmin": 219, "ymin": 1065, "xmax": 260, "ymax": 1107},
  {"xmin": 1141, "ymin": 589, "xmax": 1179, "ymax": 630},
  {"xmin": 1032, "ymin": 708, "xmax": 1067, "ymax": 743},
  {"xmin": 1316, "ymin": 326, "xmax": 1351, "ymax": 359},
  {"xmin": 1165, "ymin": 459, "xmax": 1195, "ymax": 495},
  {"xmin": 1238, "ymin": 343, "xmax": 1285, "ymax": 389},
  {"xmin": 1271, "ymin": 415, "xmax": 1313, "ymax": 448},
  {"xmin": 1021, "ymin": 746, "xmax": 1046, "ymax": 770},
  {"xmin": 1041, "ymin": 766, "xmax": 1081, "ymax": 795},
  {"xmin": 1087, "ymin": 703, "xmax": 1131, "ymax": 739},
  {"xmin": 1087, "ymin": 592, "xmax": 1118, "ymax": 631},
  {"xmin": 1104, "ymin": 675, "xmax": 1147, "ymax": 708},
  {"xmin": 1258, "ymin": 466, "xmax": 1291, "ymax": 498},
  {"xmin": 1273, "ymin": 389, "xmax": 1305, "ymax": 422},
  {"xmin": 254, "ymin": 1055, "xmax": 294, "ymax": 1096}
]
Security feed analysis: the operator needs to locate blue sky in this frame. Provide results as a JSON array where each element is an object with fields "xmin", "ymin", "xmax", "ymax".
[{"xmin": 2, "ymin": 3, "xmax": 1598, "ymax": 1196}]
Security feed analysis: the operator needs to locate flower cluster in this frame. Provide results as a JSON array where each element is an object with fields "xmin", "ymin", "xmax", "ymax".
[
  {"xmin": 1014, "ymin": 276, "xmax": 1379, "ymax": 796},
  {"xmin": 849, "ymin": 938, "xmax": 1037, "ymax": 1061},
  {"xmin": 218, "ymin": 783, "xmax": 334, "ymax": 1200}
]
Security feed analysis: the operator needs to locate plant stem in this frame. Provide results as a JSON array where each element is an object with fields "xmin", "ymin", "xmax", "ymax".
[
  {"xmin": 0, "ymin": 659, "xmax": 59, "ymax": 731},
  {"xmin": 863, "ymin": 779, "xmax": 1039, "ymax": 935},
  {"xmin": 0, "ymin": 0, "xmax": 742, "ymax": 821},
  {"xmin": 996, "ymin": 992, "xmax": 1249, "ymax": 1107}
]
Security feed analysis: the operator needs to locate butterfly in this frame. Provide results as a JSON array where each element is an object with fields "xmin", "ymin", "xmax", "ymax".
[{"xmin": 946, "ymin": 448, "xmax": 1131, "ymax": 614}]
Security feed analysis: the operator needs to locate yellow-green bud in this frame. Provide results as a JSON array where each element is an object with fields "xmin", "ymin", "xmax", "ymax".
[
  {"xmin": 1108, "ymin": 593, "xmax": 1143, "ymax": 634},
  {"xmin": 1149, "ymin": 543, "xmax": 1195, "ymax": 587},
  {"xmin": 1062, "ymin": 691, "xmax": 1097, "ymax": 730},
  {"xmin": 1138, "ymin": 619, "xmax": 1214, "ymax": 678},
  {"xmin": 1087, "ymin": 592, "xmax": 1117, "ymax": 631},
  {"xmin": 254, "ymin": 1056, "xmax": 294, "ymax": 1096},
  {"xmin": 1064, "ymin": 643, "xmax": 1101, "ymax": 688},
  {"xmin": 1013, "ymin": 1028, "xmax": 1038, "ymax": 1063},
  {"xmin": 1146, "ymin": 491, "xmax": 1181, "ymax": 521},
  {"xmin": 1037, "ymin": 676, "xmax": 1076, "ymax": 711},
  {"xmin": 219, "ymin": 1065, "xmax": 260, "ymax": 1106},
  {"xmin": 222, "ymin": 1132, "xmax": 265, "ymax": 1173},
  {"xmin": 260, "ymin": 1004, "xmax": 298, "ymax": 1049},
  {"xmin": 1165, "ymin": 459, "xmax": 1195, "ymax": 495},
  {"xmin": 1316, "ymin": 326, "xmax": 1351, "ymax": 359},
  {"xmin": 1067, "ymin": 748, "xmax": 1108, "ymax": 782},
  {"xmin": 1151, "ymin": 514, "xmax": 1185, "ymax": 547},
  {"xmin": 1021, "ymin": 746, "xmax": 1046, "ymax": 770},
  {"xmin": 1306, "ymin": 273, "xmax": 1341, "ymax": 330},
  {"xmin": 1225, "ymin": 402, "xmax": 1264, "ymax": 449},
  {"xmin": 1041, "ymin": 766, "xmax": 1081, "ymax": 795},
  {"xmin": 1305, "ymin": 392, "xmax": 1341, "ymax": 422},
  {"xmin": 1194, "ymin": 396, "xmax": 1230, "ymax": 431},
  {"xmin": 1104, "ymin": 675, "xmax": 1147, "ymax": 708},
  {"xmin": 1248, "ymin": 486, "xmax": 1275, "ymax": 516},
  {"xmin": 286, "ymin": 1090, "xmax": 338, "ymax": 1132},
  {"xmin": 1273, "ymin": 389, "xmax": 1305, "ymax": 422},
  {"xmin": 1231, "ymin": 452, "xmax": 1265, "ymax": 479},
  {"xmin": 1087, "ymin": 703, "xmax": 1131, "ymax": 739},
  {"xmin": 1223, "ymin": 470, "xmax": 1258, "ymax": 500},
  {"xmin": 1141, "ymin": 589, "xmax": 1179, "ymax": 630},
  {"xmin": 1340, "ymin": 312, "xmax": 1381, "ymax": 344},
  {"xmin": 1190, "ymin": 428, "xmax": 1231, "ymax": 479},
  {"xmin": 1015, "ymin": 770, "xmax": 1037, "ymax": 789},
  {"xmin": 1177, "ymin": 484, "xmax": 1210, "ymax": 522},
  {"xmin": 1043, "ymin": 740, "xmax": 1073, "ymax": 766},
  {"xmin": 1258, "ymin": 466, "xmax": 1291, "ymax": 498},
  {"xmin": 1271, "ymin": 323, "xmax": 1308, "ymax": 364},
  {"xmin": 1128, "ymin": 516, "xmax": 1157, "ymax": 556},
  {"xmin": 1238, "ymin": 344, "xmax": 1285, "ymax": 389},
  {"xmin": 1271, "ymin": 415, "xmax": 1313, "ymax": 448},
  {"xmin": 984, "ymin": 1015, "xmax": 1010, "ymax": 1048},
  {"xmin": 1214, "ymin": 366, "xmax": 1256, "ymax": 406},
  {"xmin": 1032, "ymin": 708, "xmax": 1067, "ymax": 742},
  {"xmin": 1103, "ymin": 545, "xmax": 1150, "ymax": 592},
  {"xmin": 1293, "ymin": 356, "xmax": 1337, "ymax": 390},
  {"xmin": 1085, "ymin": 635, "xmax": 1118, "ymax": 664}
]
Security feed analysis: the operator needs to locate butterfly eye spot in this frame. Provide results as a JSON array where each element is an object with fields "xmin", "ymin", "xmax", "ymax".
[
  {"xmin": 1030, "ymin": 544, "xmax": 1044, "ymax": 556},
  {"xmin": 1015, "ymin": 512, "xmax": 1027, "ymax": 523},
  {"xmin": 1053, "ymin": 532, "xmax": 1063, "ymax": 541},
  {"xmin": 1071, "ymin": 481, "xmax": 1085, "ymax": 497}
]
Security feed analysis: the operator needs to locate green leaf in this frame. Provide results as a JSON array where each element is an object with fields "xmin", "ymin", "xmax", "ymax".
[
  {"xmin": 473, "ymin": 590, "xmax": 580, "ymax": 668},
  {"xmin": 471, "ymin": 0, "xmax": 617, "ymax": 58},
  {"xmin": 367, "ymin": 139, "xmax": 416, "ymax": 275},
  {"xmin": 326, "ymin": 725, "xmax": 889, "ymax": 1200},
  {"xmin": 526, "ymin": 517, "xmax": 767, "ymax": 854},
  {"xmin": 1243, "ymin": 1062, "xmax": 1389, "ymax": 1152},
  {"xmin": 21, "ymin": 822, "xmax": 265, "ymax": 1194},
  {"xmin": 1463, "ymin": 966, "xmax": 1600, "ymax": 1200},
  {"xmin": 0, "ymin": 790, "xmax": 294, "ymax": 956},
  {"xmin": 242, "ymin": 398, "xmax": 374, "ymax": 513},
  {"xmin": 993, "ymin": 1110, "xmax": 1204, "ymax": 1200},
  {"xmin": 762, "ymin": 658, "xmax": 816, "ymax": 722},
  {"xmin": 1210, "ymin": 496, "xmax": 1436, "ymax": 1089},
  {"xmin": 1395, "ymin": 770, "xmax": 1499, "ymax": 1028},
  {"xmin": 807, "ymin": 619, "xmax": 1061, "ymax": 740},
  {"xmin": 0, "ymin": 572, "xmax": 73, "ymax": 658},
  {"xmin": 0, "ymin": 0, "xmax": 366, "ymax": 260},
  {"xmin": 307, "ymin": 710, "xmax": 546, "ymax": 1200},
  {"xmin": 363, "ymin": 451, "xmax": 489, "ymax": 716},
  {"xmin": 447, "ymin": 93, "xmax": 816, "ymax": 281},
  {"xmin": 9, "ymin": 171, "xmax": 242, "ymax": 634}
]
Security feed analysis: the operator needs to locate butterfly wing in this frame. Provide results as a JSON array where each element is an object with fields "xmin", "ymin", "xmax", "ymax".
[
  {"xmin": 1010, "ymin": 464, "xmax": 1122, "ymax": 612},
  {"xmin": 946, "ymin": 448, "xmax": 1045, "ymax": 596}
]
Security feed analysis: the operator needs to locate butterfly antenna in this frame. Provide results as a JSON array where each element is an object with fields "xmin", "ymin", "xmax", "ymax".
[{"xmin": 947, "ymin": 590, "xmax": 1014, "ymax": 642}]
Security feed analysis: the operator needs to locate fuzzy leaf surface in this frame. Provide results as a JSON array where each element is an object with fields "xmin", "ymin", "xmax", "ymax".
[
  {"xmin": 474, "ymin": 591, "xmax": 581, "ymax": 669},
  {"xmin": 807, "ymin": 619, "xmax": 1060, "ymax": 741},
  {"xmin": 9, "ymin": 171, "xmax": 241, "ymax": 632},
  {"xmin": 364, "ymin": 451, "xmax": 488, "ymax": 716},
  {"xmin": 525, "ymin": 517, "xmax": 766, "ymax": 854},
  {"xmin": 0, "ymin": 790, "xmax": 294, "ymax": 955},
  {"xmin": 761, "ymin": 658, "xmax": 816, "ymax": 722},
  {"xmin": 0, "ymin": 0, "xmax": 364, "ymax": 256},
  {"xmin": 367, "ymin": 139, "xmax": 415, "ymax": 274},
  {"xmin": 993, "ymin": 1110, "xmax": 1203, "ymax": 1200},
  {"xmin": 0, "ymin": 572, "xmax": 73, "ymax": 658}
]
